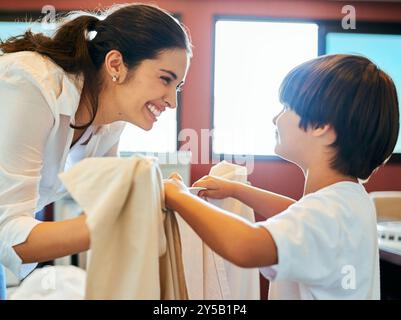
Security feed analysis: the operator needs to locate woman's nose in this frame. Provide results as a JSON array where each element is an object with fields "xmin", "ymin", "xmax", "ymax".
[{"xmin": 164, "ymin": 90, "xmax": 177, "ymax": 109}]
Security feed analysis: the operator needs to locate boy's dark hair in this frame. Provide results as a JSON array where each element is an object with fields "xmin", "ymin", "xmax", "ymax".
[{"xmin": 279, "ymin": 54, "xmax": 399, "ymax": 180}]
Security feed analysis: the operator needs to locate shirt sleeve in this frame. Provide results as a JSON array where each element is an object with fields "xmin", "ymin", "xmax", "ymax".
[
  {"xmin": 257, "ymin": 194, "xmax": 341, "ymax": 285},
  {"xmin": 0, "ymin": 73, "xmax": 54, "ymax": 279}
]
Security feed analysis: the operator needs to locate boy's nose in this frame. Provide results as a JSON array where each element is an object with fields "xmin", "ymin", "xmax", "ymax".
[{"xmin": 272, "ymin": 114, "xmax": 278, "ymax": 125}]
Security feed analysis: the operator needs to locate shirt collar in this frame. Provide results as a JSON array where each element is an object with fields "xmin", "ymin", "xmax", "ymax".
[
  {"xmin": 93, "ymin": 124, "xmax": 112, "ymax": 136},
  {"xmin": 58, "ymin": 73, "xmax": 112, "ymax": 136}
]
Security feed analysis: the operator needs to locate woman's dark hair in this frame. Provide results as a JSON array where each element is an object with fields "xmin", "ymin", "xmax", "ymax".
[
  {"xmin": 0, "ymin": 4, "xmax": 192, "ymax": 129},
  {"xmin": 279, "ymin": 54, "xmax": 399, "ymax": 180}
]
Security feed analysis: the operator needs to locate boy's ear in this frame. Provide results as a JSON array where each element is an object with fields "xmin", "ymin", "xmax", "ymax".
[{"xmin": 311, "ymin": 124, "xmax": 337, "ymax": 144}]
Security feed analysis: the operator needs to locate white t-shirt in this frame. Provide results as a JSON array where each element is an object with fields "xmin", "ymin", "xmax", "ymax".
[
  {"xmin": 258, "ymin": 181, "xmax": 380, "ymax": 300},
  {"xmin": 0, "ymin": 51, "xmax": 125, "ymax": 278}
]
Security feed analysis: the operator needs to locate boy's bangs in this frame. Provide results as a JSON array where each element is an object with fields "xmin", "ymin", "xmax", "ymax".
[{"xmin": 278, "ymin": 61, "xmax": 322, "ymax": 128}]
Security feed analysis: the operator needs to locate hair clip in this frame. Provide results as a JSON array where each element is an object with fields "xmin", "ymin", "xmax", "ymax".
[{"xmin": 85, "ymin": 30, "xmax": 98, "ymax": 41}]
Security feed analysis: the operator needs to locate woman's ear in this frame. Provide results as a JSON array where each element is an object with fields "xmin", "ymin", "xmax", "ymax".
[{"xmin": 104, "ymin": 50, "xmax": 128, "ymax": 83}]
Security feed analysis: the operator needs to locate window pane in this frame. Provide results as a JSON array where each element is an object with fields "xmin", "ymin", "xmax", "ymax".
[
  {"xmin": 326, "ymin": 32, "xmax": 401, "ymax": 153},
  {"xmin": 118, "ymin": 108, "xmax": 178, "ymax": 153},
  {"xmin": 213, "ymin": 20, "xmax": 318, "ymax": 156},
  {"xmin": 0, "ymin": 21, "xmax": 53, "ymax": 39}
]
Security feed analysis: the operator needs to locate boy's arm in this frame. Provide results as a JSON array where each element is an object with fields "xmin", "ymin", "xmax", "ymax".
[
  {"xmin": 166, "ymin": 181, "xmax": 278, "ymax": 268},
  {"xmin": 231, "ymin": 181, "xmax": 296, "ymax": 219},
  {"xmin": 193, "ymin": 175, "xmax": 296, "ymax": 219}
]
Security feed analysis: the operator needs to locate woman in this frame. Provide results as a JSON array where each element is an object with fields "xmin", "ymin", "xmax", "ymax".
[{"xmin": 0, "ymin": 3, "xmax": 192, "ymax": 299}]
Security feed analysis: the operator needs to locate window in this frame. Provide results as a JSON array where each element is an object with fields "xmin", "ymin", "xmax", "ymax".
[
  {"xmin": 213, "ymin": 19, "xmax": 318, "ymax": 157},
  {"xmin": 0, "ymin": 21, "xmax": 46, "ymax": 39},
  {"xmin": 118, "ymin": 108, "xmax": 179, "ymax": 154},
  {"xmin": 213, "ymin": 18, "xmax": 401, "ymax": 161}
]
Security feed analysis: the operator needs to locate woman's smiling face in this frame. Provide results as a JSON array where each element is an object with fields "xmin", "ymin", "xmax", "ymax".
[{"xmin": 100, "ymin": 48, "xmax": 190, "ymax": 130}]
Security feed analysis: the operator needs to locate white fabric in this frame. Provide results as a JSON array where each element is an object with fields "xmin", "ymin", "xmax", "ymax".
[
  {"xmin": 258, "ymin": 181, "xmax": 380, "ymax": 300},
  {"xmin": 0, "ymin": 51, "xmax": 125, "ymax": 279},
  {"xmin": 177, "ymin": 161, "xmax": 260, "ymax": 299},
  {"xmin": 60, "ymin": 156, "xmax": 187, "ymax": 299},
  {"xmin": 9, "ymin": 266, "xmax": 86, "ymax": 300}
]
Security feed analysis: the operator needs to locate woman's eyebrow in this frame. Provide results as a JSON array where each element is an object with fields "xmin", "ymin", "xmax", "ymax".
[{"xmin": 160, "ymin": 69, "xmax": 177, "ymax": 80}]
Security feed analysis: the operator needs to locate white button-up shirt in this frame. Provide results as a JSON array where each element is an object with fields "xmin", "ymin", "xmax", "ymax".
[{"xmin": 0, "ymin": 51, "xmax": 125, "ymax": 278}]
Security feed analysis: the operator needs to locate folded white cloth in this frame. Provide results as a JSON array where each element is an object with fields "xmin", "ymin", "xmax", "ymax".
[{"xmin": 177, "ymin": 161, "xmax": 260, "ymax": 299}]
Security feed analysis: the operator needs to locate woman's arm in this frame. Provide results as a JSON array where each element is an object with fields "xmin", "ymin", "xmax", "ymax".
[
  {"xmin": 13, "ymin": 215, "xmax": 90, "ymax": 263},
  {"xmin": 165, "ymin": 177, "xmax": 278, "ymax": 268},
  {"xmin": 193, "ymin": 176, "xmax": 295, "ymax": 219}
]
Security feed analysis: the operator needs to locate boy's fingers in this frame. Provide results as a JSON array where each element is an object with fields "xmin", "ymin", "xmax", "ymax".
[
  {"xmin": 169, "ymin": 172, "xmax": 183, "ymax": 181},
  {"xmin": 192, "ymin": 181, "xmax": 203, "ymax": 188},
  {"xmin": 198, "ymin": 190, "xmax": 207, "ymax": 198},
  {"xmin": 192, "ymin": 175, "xmax": 210, "ymax": 187}
]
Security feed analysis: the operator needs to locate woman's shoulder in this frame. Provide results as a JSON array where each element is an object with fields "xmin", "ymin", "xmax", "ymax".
[
  {"xmin": 1, "ymin": 51, "xmax": 76, "ymax": 88},
  {"xmin": 0, "ymin": 51, "xmax": 61, "ymax": 76},
  {"xmin": 0, "ymin": 51, "xmax": 82, "ymax": 104}
]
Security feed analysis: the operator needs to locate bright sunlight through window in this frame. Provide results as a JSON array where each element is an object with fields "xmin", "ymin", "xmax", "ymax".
[
  {"xmin": 118, "ymin": 109, "xmax": 178, "ymax": 153},
  {"xmin": 213, "ymin": 20, "xmax": 318, "ymax": 156}
]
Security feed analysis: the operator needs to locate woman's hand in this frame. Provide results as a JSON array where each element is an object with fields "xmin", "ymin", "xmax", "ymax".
[
  {"xmin": 164, "ymin": 172, "xmax": 189, "ymax": 209},
  {"xmin": 192, "ymin": 175, "xmax": 236, "ymax": 199}
]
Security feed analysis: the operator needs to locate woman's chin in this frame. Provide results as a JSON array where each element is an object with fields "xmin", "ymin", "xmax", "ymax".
[
  {"xmin": 127, "ymin": 119, "xmax": 154, "ymax": 131},
  {"xmin": 138, "ymin": 122, "xmax": 153, "ymax": 131}
]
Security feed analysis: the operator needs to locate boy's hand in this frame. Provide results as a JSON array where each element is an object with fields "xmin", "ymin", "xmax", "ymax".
[
  {"xmin": 192, "ymin": 175, "xmax": 235, "ymax": 199},
  {"xmin": 164, "ymin": 172, "xmax": 189, "ymax": 209}
]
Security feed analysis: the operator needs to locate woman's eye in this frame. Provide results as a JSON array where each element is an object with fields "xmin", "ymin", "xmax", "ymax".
[{"xmin": 161, "ymin": 76, "xmax": 172, "ymax": 85}]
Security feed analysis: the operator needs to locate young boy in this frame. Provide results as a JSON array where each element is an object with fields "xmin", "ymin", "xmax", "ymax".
[{"xmin": 164, "ymin": 54, "xmax": 399, "ymax": 299}]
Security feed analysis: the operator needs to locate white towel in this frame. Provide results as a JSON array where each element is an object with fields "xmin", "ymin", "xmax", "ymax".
[{"xmin": 177, "ymin": 161, "xmax": 260, "ymax": 299}]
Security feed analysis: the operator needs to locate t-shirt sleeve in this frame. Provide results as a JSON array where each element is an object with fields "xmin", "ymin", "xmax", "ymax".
[
  {"xmin": 0, "ymin": 74, "xmax": 54, "ymax": 279},
  {"xmin": 257, "ymin": 194, "xmax": 342, "ymax": 285}
]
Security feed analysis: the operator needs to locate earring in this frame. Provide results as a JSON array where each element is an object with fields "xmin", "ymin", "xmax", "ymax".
[{"xmin": 112, "ymin": 75, "xmax": 118, "ymax": 82}]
